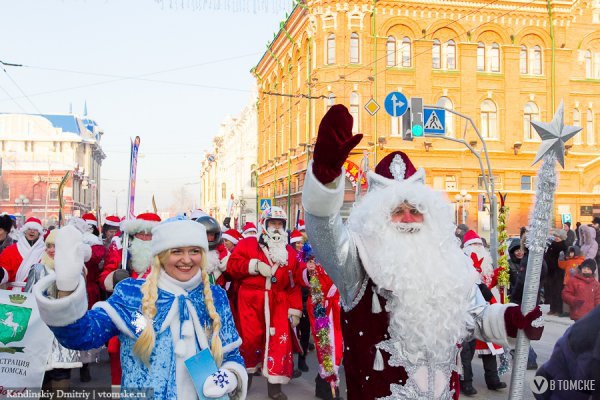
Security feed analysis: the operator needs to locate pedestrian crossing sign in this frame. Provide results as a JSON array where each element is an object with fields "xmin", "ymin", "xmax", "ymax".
[
  {"xmin": 259, "ymin": 198, "xmax": 273, "ymax": 211},
  {"xmin": 423, "ymin": 108, "xmax": 446, "ymax": 135}
]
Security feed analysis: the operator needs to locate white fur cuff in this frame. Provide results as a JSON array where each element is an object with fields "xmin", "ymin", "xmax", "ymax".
[
  {"xmin": 248, "ymin": 259, "xmax": 258, "ymax": 275},
  {"xmin": 288, "ymin": 308, "xmax": 303, "ymax": 318},
  {"xmin": 482, "ymin": 302, "xmax": 517, "ymax": 349},
  {"xmin": 222, "ymin": 361, "xmax": 248, "ymax": 400},
  {"xmin": 301, "ymin": 161, "xmax": 345, "ymax": 217},
  {"xmin": 33, "ymin": 273, "xmax": 88, "ymax": 327}
]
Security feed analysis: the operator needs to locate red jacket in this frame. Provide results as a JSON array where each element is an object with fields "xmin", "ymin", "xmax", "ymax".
[
  {"xmin": 85, "ymin": 244, "xmax": 106, "ymax": 308},
  {"xmin": 99, "ymin": 238, "xmax": 123, "ymax": 291},
  {"xmin": 562, "ymin": 273, "xmax": 600, "ymax": 321},
  {"xmin": 0, "ymin": 244, "xmax": 23, "ymax": 284}
]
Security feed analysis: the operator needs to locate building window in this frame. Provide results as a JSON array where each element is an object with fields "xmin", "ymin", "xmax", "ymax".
[
  {"xmin": 478, "ymin": 175, "xmax": 503, "ymax": 190},
  {"xmin": 531, "ymin": 45, "xmax": 542, "ymax": 75},
  {"xmin": 524, "ymin": 102, "xmax": 540, "ymax": 140},
  {"xmin": 574, "ymin": 108, "xmax": 583, "ymax": 144},
  {"xmin": 326, "ymin": 92, "xmax": 336, "ymax": 111},
  {"xmin": 432, "ymin": 39, "xmax": 441, "ymax": 69},
  {"xmin": 586, "ymin": 50, "xmax": 593, "ymax": 78},
  {"xmin": 386, "ymin": 36, "xmax": 396, "ymax": 67},
  {"xmin": 446, "ymin": 40, "xmax": 456, "ymax": 70},
  {"xmin": 350, "ymin": 32, "xmax": 359, "ymax": 64},
  {"xmin": 49, "ymin": 184, "xmax": 58, "ymax": 201},
  {"xmin": 477, "ymin": 42, "xmax": 485, "ymax": 71},
  {"xmin": 326, "ymin": 33, "xmax": 336, "ymax": 65},
  {"xmin": 401, "ymin": 37, "xmax": 411, "ymax": 67},
  {"xmin": 595, "ymin": 52, "xmax": 600, "ymax": 79},
  {"xmin": 445, "ymin": 176, "xmax": 457, "ymax": 191},
  {"xmin": 521, "ymin": 175, "xmax": 533, "ymax": 191},
  {"xmin": 587, "ymin": 109, "xmax": 595, "ymax": 144},
  {"xmin": 490, "ymin": 43, "xmax": 500, "ymax": 72},
  {"xmin": 437, "ymin": 97, "xmax": 454, "ymax": 137},
  {"xmin": 520, "ymin": 45, "xmax": 528, "ymax": 74},
  {"xmin": 251, "ymin": 171, "xmax": 258, "ymax": 188},
  {"xmin": 350, "ymin": 92, "xmax": 360, "ymax": 133},
  {"xmin": 1, "ymin": 183, "xmax": 9, "ymax": 200},
  {"xmin": 480, "ymin": 99, "xmax": 497, "ymax": 139}
]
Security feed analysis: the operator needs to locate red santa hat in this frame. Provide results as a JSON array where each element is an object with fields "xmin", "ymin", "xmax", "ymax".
[
  {"xmin": 21, "ymin": 217, "xmax": 44, "ymax": 234},
  {"xmin": 121, "ymin": 213, "xmax": 162, "ymax": 235},
  {"xmin": 81, "ymin": 213, "xmax": 98, "ymax": 227},
  {"xmin": 289, "ymin": 229, "xmax": 303, "ymax": 244},
  {"xmin": 367, "ymin": 151, "xmax": 426, "ymax": 192},
  {"xmin": 297, "ymin": 219, "xmax": 306, "ymax": 231},
  {"xmin": 242, "ymin": 222, "xmax": 257, "ymax": 235},
  {"xmin": 103, "ymin": 215, "xmax": 121, "ymax": 228},
  {"xmin": 462, "ymin": 230, "xmax": 483, "ymax": 247},
  {"xmin": 222, "ymin": 229, "xmax": 243, "ymax": 245}
]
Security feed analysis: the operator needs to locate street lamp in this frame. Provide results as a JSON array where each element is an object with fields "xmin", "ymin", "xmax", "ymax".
[
  {"xmin": 111, "ymin": 189, "xmax": 125, "ymax": 215},
  {"xmin": 454, "ymin": 190, "xmax": 472, "ymax": 225},
  {"xmin": 15, "ymin": 195, "xmax": 30, "ymax": 224}
]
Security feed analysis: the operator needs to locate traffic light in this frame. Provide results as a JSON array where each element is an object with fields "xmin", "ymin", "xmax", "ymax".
[{"xmin": 410, "ymin": 97, "xmax": 424, "ymax": 137}]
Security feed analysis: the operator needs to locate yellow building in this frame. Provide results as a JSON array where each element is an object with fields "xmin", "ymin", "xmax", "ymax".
[{"xmin": 253, "ymin": 0, "xmax": 600, "ymax": 235}]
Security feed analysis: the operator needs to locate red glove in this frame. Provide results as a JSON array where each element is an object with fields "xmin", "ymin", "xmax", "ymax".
[
  {"xmin": 504, "ymin": 305, "xmax": 544, "ymax": 340},
  {"xmin": 312, "ymin": 104, "xmax": 363, "ymax": 184}
]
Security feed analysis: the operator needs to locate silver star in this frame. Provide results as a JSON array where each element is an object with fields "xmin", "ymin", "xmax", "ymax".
[{"xmin": 531, "ymin": 100, "xmax": 581, "ymax": 168}]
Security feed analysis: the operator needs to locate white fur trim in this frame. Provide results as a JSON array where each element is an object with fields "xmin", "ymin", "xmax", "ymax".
[
  {"xmin": 481, "ymin": 302, "xmax": 517, "ymax": 349},
  {"xmin": 93, "ymin": 302, "xmax": 135, "ymax": 338},
  {"xmin": 85, "ymin": 220, "xmax": 98, "ymax": 227},
  {"xmin": 326, "ymin": 284, "xmax": 338, "ymax": 299},
  {"xmin": 301, "ymin": 161, "xmax": 345, "ymax": 217},
  {"xmin": 222, "ymin": 233, "xmax": 239, "ymax": 245},
  {"xmin": 104, "ymin": 220, "xmax": 120, "ymax": 228},
  {"xmin": 366, "ymin": 167, "xmax": 426, "ymax": 193},
  {"xmin": 290, "ymin": 236, "xmax": 303, "ymax": 244},
  {"xmin": 248, "ymin": 259, "xmax": 258, "ymax": 275},
  {"xmin": 302, "ymin": 269, "xmax": 309, "ymax": 286},
  {"xmin": 222, "ymin": 360, "xmax": 249, "ymax": 400},
  {"xmin": 463, "ymin": 238, "xmax": 483, "ymax": 247},
  {"xmin": 0, "ymin": 267, "xmax": 7, "ymax": 285},
  {"xmin": 288, "ymin": 308, "xmax": 303, "ymax": 318},
  {"xmin": 151, "ymin": 220, "xmax": 208, "ymax": 256},
  {"xmin": 242, "ymin": 228, "xmax": 257, "ymax": 235},
  {"xmin": 33, "ymin": 274, "xmax": 88, "ymax": 327},
  {"xmin": 21, "ymin": 221, "xmax": 44, "ymax": 234},
  {"xmin": 221, "ymin": 338, "xmax": 243, "ymax": 355},
  {"xmin": 121, "ymin": 219, "xmax": 159, "ymax": 235}
]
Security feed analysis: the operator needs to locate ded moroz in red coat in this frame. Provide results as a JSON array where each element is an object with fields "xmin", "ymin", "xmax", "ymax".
[{"xmin": 227, "ymin": 236, "xmax": 303, "ymax": 384}]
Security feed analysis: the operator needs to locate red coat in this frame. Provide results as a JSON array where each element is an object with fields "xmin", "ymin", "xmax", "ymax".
[
  {"xmin": 227, "ymin": 237, "xmax": 303, "ymax": 383},
  {"xmin": 99, "ymin": 238, "xmax": 122, "ymax": 291},
  {"xmin": 0, "ymin": 243, "xmax": 23, "ymax": 284},
  {"xmin": 85, "ymin": 244, "xmax": 106, "ymax": 309},
  {"xmin": 562, "ymin": 273, "xmax": 600, "ymax": 321}
]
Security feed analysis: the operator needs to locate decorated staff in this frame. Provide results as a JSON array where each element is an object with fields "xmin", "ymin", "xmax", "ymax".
[{"xmin": 508, "ymin": 101, "xmax": 581, "ymax": 399}]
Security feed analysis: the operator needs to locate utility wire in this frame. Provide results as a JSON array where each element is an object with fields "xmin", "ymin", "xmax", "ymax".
[
  {"xmin": 0, "ymin": 64, "xmax": 42, "ymax": 114},
  {"xmin": 0, "ymin": 81, "xmax": 27, "ymax": 113}
]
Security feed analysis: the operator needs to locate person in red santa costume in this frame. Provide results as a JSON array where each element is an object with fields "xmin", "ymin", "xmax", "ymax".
[
  {"xmin": 241, "ymin": 222, "xmax": 258, "ymax": 238},
  {"xmin": 301, "ymin": 105, "xmax": 545, "ymax": 400},
  {"xmin": 460, "ymin": 229, "xmax": 507, "ymax": 395},
  {"xmin": 0, "ymin": 217, "xmax": 47, "ymax": 290},
  {"xmin": 227, "ymin": 206, "xmax": 303, "ymax": 400},
  {"xmin": 101, "ymin": 215, "xmax": 121, "ymax": 249},
  {"xmin": 80, "ymin": 213, "xmax": 106, "ymax": 309},
  {"xmin": 221, "ymin": 228, "xmax": 244, "ymax": 326},
  {"xmin": 97, "ymin": 212, "xmax": 161, "ymax": 389}
]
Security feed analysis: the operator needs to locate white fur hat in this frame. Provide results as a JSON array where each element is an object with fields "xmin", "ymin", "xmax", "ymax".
[
  {"xmin": 21, "ymin": 217, "xmax": 44, "ymax": 234},
  {"xmin": 151, "ymin": 218, "xmax": 208, "ymax": 256}
]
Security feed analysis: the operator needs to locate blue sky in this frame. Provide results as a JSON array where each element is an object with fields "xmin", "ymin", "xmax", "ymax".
[{"xmin": 0, "ymin": 0, "xmax": 292, "ymax": 215}]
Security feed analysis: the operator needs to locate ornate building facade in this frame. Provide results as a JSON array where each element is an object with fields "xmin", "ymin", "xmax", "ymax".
[
  {"xmin": 254, "ymin": 0, "xmax": 600, "ymax": 235},
  {"xmin": 0, "ymin": 113, "xmax": 105, "ymax": 226},
  {"xmin": 200, "ymin": 102, "xmax": 258, "ymax": 228}
]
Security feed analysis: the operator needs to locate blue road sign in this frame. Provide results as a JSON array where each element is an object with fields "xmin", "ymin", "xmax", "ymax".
[
  {"xmin": 423, "ymin": 108, "xmax": 446, "ymax": 134},
  {"xmin": 384, "ymin": 92, "xmax": 408, "ymax": 118},
  {"xmin": 259, "ymin": 198, "xmax": 272, "ymax": 211}
]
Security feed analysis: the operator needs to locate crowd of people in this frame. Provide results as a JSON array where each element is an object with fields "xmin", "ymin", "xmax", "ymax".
[{"xmin": 0, "ymin": 105, "xmax": 597, "ymax": 400}]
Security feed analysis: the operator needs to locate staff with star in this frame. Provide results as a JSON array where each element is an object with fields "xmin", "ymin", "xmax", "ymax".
[{"xmin": 508, "ymin": 100, "xmax": 581, "ymax": 399}]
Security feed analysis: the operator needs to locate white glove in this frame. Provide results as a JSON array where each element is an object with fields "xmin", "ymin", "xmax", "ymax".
[
  {"xmin": 203, "ymin": 369, "xmax": 238, "ymax": 398},
  {"xmin": 219, "ymin": 254, "xmax": 230, "ymax": 272},
  {"xmin": 289, "ymin": 314, "xmax": 300, "ymax": 328},
  {"xmin": 255, "ymin": 261, "xmax": 272, "ymax": 278},
  {"xmin": 67, "ymin": 217, "xmax": 91, "ymax": 234},
  {"xmin": 54, "ymin": 226, "xmax": 87, "ymax": 291}
]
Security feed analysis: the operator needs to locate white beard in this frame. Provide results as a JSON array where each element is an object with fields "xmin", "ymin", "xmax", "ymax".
[
  {"xmin": 129, "ymin": 239, "xmax": 153, "ymax": 274},
  {"xmin": 205, "ymin": 250, "xmax": 221, "ymax": 274},
  {"xmin": 348, "ymin": 180, "xmax": 475, "ymax": 364},
  {"xmin": 263, "ymin": 231, "xmax": 289, "ymax": 265},
  {"xmin": 463, "ymin": 243, "xmax": 494, "ymax": 287}
]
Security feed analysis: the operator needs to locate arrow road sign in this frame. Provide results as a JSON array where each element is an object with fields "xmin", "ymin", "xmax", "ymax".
[
  {"xmin": 423, "ymin": 108, "xmax": 446, "ymax": 134},
  {"xmin": 384, "ymin": 91, "xmax": 408, "ymax": 118}
]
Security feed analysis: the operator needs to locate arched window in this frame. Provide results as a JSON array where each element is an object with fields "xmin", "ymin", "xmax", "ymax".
[
  {"xmin": 585, "ymin": 50, "xmax": 593, "ymax": 78},
  {"xmin": 524, "ymin": 102, "xmax": 540, "ymax": 140},
  {"xmin": 520, "ymin": 45, "xmax": 528, "ymax": 74},
  {"xmin": 480, "ymin": 100, "xmax": 497, "ymax": 138},
  {"xmin": 326, "ymin": 92, "xmax": 336, "ymax": 111},
  {"xmin": 573, "ymin": 108, "xmax": 583, "ymax": 145},
  {"xmin": 531, "ymin": 45, "xmax": 542, "ymax": 75},
  {"xmin": 350, "ymin": 92, "xmax": 360, "ymax": 133},
  {"xmin": 594, "ymin": 52, "xmax": 600, "ymax": 79},
  {"xmin": 386, "ymin": 36, "xmax": 396, "ymax": 67},
  {"xmin": 587, "ymin": 109, "xmax": 595, "ymax": 144},
  {"xmin": 432, "ymin": 39, "xmax": 441, "ymax": 69},
  {"xmin": 350, "ymin": 32, "xmax": 359, "ymax": 64},
  {"xmin": 477, "ymin": 42, "xmax": 485, "ymax": 71},
  {"xmin": 446, "ymin": 40, "xmax": 456, "ymax": 70},
  {"xmin": 490, "ymin": 43, "xmax": 500, "ymax": 72},
  {"xmin": 437, "ymin": 97, "xmax": 454, "ymax": 137},
  {"xmin": 326, "ymin": 34, "xmax": 336, "ymax": 64},
  {"xmin": 401, "ymin": 37, "xmax": 412, "ymax": 67},
  {"xmin": 593, "ymin": 183, "xmax": 600, "ymax": 194}
]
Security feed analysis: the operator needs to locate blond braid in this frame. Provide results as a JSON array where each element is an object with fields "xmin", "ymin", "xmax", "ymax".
[
  {"xmin": 200, "ymin": 253, "xmax": 223, "ymax": 367},
  {"xmin": 133, "ymin": 253, "xmax": 164, "ymax": 365}
]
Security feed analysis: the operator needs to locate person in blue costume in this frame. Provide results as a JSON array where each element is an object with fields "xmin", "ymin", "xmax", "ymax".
[{"xmin": 33, "ymin": 217, "xmax": 248, "ymax": 399}]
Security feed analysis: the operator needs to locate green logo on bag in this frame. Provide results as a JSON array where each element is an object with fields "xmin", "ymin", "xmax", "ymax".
[{"xmin": 0, "ymin": 304, "xmax": 32, "ymax": 345}]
